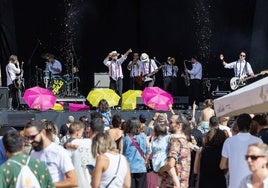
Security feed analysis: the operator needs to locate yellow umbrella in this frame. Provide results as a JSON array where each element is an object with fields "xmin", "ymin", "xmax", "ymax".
[
  {"xmin": 122, "ymin": 90, "xmax": 142, "ymax": 110},
  {"xmin": 51, "ymin": 103, "xmax": 64, "ymax": 111},
  {"xmin": 87, "ymin": 88, "xmax": 120, "ymax": 107}
]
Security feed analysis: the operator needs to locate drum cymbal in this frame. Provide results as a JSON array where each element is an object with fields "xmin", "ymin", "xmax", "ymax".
[{"xmin": 72, "ymin": 67, "xmax": 79, "ymax": 74}]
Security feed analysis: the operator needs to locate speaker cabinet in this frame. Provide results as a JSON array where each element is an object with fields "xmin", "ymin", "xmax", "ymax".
[
  {"xmin": 173, "ymin": 96, "xmax": 189, "ymax": 109},
  {"xmin": 94, "ymin": 73, "xmax": 110, "ymax": 88},
  {"xmin": 0, "ymin": 87, "xmax": 9, "ymax": 110}
]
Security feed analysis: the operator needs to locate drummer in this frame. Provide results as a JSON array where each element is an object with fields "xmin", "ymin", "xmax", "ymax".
[{"xmin": 45, "ymin": 53, "xmax": 62, "ymax": 76}]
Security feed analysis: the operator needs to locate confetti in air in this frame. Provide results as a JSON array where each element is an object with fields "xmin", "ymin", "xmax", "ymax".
[
  {"xmin": 192, "ymin": 0, "xmax": 212, "ymax": 64},
  {"xmin": 59, "ymin": 0, "xmax": 83, "ymax": 73}
]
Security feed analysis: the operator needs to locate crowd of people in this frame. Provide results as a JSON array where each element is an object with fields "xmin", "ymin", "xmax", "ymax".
[{"xmin": 0, "ymin": 97, "xmax": 268, "ymax": 188}]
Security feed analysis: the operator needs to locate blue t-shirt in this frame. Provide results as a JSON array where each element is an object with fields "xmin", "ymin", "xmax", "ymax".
[
  {"xmin": 0, "ymin": 139, "xmax": 7, "ymax": 165},
  {"xmin": 123, "ymin": 133, "xmax": 147, "ymax": 173}
]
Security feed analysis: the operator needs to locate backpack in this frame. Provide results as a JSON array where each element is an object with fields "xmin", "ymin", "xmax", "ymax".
[{"xmin": 9, "ymin": 157, "xmax": 41, "ymax": 188}]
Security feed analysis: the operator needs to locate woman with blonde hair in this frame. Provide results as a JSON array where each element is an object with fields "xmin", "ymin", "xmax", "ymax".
[
  {"xmin": 240, "ymin": 142, "xmax": 268, "ymax": 187},
  {"xmin": 198, "ymin": 99, "xmax": 215, "ymax": 134},
  {"xmin": 91, "ymin": 133, "xmax": 131, "ymax": 188}
]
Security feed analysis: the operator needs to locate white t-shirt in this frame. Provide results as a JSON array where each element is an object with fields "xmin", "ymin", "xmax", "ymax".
[
  {"xmin": 221, "ymin": 133, "xmax": 262, "ymax": 188},
  {"xmin": 219, "ymin": 124, "xmax": 232, "ymax": 137},
  {"xmin": 30, "ymin": 142, "xmax": 74, "ymax": 182},
  {"xmin": 6, "ymin": 62, "xmax": 21, "ymax": 86},
  {"xmin": 67, "ymin": 138, "xmax": 95, "ymax": 188}
]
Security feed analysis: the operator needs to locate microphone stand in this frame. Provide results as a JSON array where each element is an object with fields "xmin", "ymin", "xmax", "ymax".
[{"xmin": 27, "ymin": 39, "xmax": 41, "ymax": 88}]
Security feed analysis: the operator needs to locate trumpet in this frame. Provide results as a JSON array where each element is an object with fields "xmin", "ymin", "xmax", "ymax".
[{"xmin": 167, "ymin": 57, "xmax": 175, "ymax": 64}]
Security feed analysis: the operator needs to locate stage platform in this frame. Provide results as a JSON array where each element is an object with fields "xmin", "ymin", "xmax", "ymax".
[{"xmin": 0, "ymin": 109, "xmax": 200, "ymax": 130}]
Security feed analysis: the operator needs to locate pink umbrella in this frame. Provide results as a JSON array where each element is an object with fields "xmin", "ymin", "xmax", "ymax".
[
  {"xmin": 23, "ymin": 86, "xmax": 57, "ymax": 111},
  {"xmin": 69, "ymin": 103, "xmax": 90, "ymax": 111},
  {"xmin": 141, "ymin": 87, "xmax": 173, "ymax": 110}
]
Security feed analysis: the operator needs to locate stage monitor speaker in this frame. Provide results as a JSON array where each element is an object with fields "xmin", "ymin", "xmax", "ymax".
[
  {"xmin": 173, "ymin": 96, "xmax": 189, "ymax": 109},
  {"xmin": 136, "ymin": 97, "xmax": 147, "ymax": 110},
  {"xmin": 94, "ymin": 72, "xmax": 110, "ymax": 88},
  {"xmin": 0, "ymin": 87, "xmax": 9, "ymax": 110}
]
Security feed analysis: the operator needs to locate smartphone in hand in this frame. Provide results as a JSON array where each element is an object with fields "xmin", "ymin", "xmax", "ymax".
[{"xmin": 86, "ymin": 164, "xmax": 95, "ymax": 170}]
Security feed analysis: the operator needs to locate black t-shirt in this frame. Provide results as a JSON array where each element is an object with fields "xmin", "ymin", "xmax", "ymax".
[{"xmin": 258, "ymin": 127, "xmax": 268, "ymax": 144}]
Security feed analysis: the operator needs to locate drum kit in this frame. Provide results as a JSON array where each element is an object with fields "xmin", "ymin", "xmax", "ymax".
[{"xmin": 36, "ymin": 66, "xmax": 80, "ymax": 97}]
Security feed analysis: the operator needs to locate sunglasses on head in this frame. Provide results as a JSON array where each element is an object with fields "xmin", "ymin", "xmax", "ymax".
[
  {"xmin": 245, "ymin": 155, "xmax": 266, "ymax": 161},
  {"xmin": 24, "ymin": 133, "xmax": 40, "ymax": 141}
]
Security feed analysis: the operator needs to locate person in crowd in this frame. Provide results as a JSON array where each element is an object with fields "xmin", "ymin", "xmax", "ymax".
[
  {"xmin": 23, "ymin": 120, "xmax": 78, "ymax": 187},
  {"xmin": 139, "ymin": 53, "xmax": 159, "ymax": 88},
  {"xmin": 0, "ymin": 130, "xmax": 55, "ymax": 187},
  {"xmin": 103, "ymin": 49, "xmax": 132, "ymax": 108},
  {"xmin": 162, "ymin": 57, "xmax": 178, "ymax": 96},
  {"xmin": 66, "ymin": 121, "xmax": 95, "ymax": 188},
  {"xmin": 253, "ymin": 114, "xmax": 268, "ymax": 144},
  {"xmin": 194, "ymin": 116, "xmax": 228, "ymax": 188},
  {"xmin": 182, "ymin": 104, "xmax": 203, "ymax": 188},
  {"xmin": 0, "ymin": 126, "xmax": 17, "ymax": 165},
  {"xmin": 59, "ymin": 115, "xmax": 74, "ymax": 139},
  {"xmin": 161, "ymin": 113, "xmax": 192, "ymax": 188},
  {"xmin": 185, "ymin": 56, "xmax": 202, "ymax": 109},
  {"xmin": 139, "ymin": 113, "xmax": 153, "ymax": 136},
  {"xmin": 220, "ymin": 51, "xmax": 254, "ymax": 78},
  {"xmin": 240, "ymin": 142, "xmax": 268, "ymax": 187},
  {"xmin": 198, "ymin": 99, "xmax": 215, "ymax": 134},
  {"xmin": 219, "ymin": 116, "xmax": 232, "ymax": 137},
  {"xmin": 43, "ymin": 120, "xmax": 60, "ymax": 144},
  {"xmin": 96, "ymin": 99, "xmax": 112, "ymax": 129},
  {"xmin": 45, "ymin": 53, "xmax": 62, "ymax": 75},
  {"xmin": 91, "ymin": 132, "xmax": 131, "ymax": 188},
  {"xmin": 127, "ymin": 52, "xmax": 142, "ymax": 90},
  {"xmin": 6, "ymin": 54, "xmax": 22, "ymax": 110},
  {"xmin": 147, "ymin": 123, "xmax": 180, "ymax": 187},
  {"xmin": 220, "ymin": 113, "xmax": 263, "ymax": 188},
  {"xmin": 87, "ymin": 117, "xmax": 105, "ymax": 139},
  {"xmin": 123, "ymin": 117, "xmax": 147, "ymax": 188},
  {"xmin": 107, "ymin": 114, "xmax": 124, "ymax": 153}
]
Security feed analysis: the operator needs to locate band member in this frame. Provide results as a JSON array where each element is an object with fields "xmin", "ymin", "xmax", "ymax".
[
  {"xmin": 185, "ymin": 55, "xmax": 202, "ymax": 109},
  {"xmin": 103, "ymin": 49, "xmax": 132, "ymax": 108},
  {"xmin": 220, "ymin": 51, "xmax": 254, "ymax": 78},
  {"xmin": 45, "ymin": 53, "xmax": 62, "ymax": 75},
  {"xmin": 139, "ymin": 53, "xmax": 158, "ymax": 88},
  {"xmin": 127, "ymin": 52, "xmax": 141, "ymax": 90},
  {"xmin": 6, "ymin": 55, "xmax": 21, "ymax": 110},
  {"xmin": 162, "ymin": 57, "xmax": 178, "ymax": 96}
]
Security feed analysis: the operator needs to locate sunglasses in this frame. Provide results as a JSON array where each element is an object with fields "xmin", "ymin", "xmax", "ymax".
[
  {"xmin": 245, "ymin": 155, "xmax": 266, "ymax": 161},
  {"xmin": 24, "ymin": 133, "xmax": 40, "ymax": 141},
  {"xmin": 240, "ymin": 54, "xmax": 246, "ymax": 57}
]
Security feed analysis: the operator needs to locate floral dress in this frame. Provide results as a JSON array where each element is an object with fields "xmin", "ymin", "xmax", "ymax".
[{"xmin": 162, "ymin": 135, "xmax": 191, "ymax": 188}]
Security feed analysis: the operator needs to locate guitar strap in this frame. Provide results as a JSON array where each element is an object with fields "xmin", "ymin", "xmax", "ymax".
[{"xmin": 149, "ymin": 59, "xmax": 151, "ymax": 74}]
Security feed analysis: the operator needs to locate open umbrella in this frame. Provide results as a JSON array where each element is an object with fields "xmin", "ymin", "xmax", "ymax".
[
  {"xmin": 122, "ymin": 90, "xmax": 142, "ymax": 110},
  {"xmin": 86, "ymin": 88, "xmax": 120, "ymax": 107},
  {"xmin": 23, "ymin": 86, "xmax": 57, "ymax": 111},
  {"xmin": 214, "ymin": 76, "xmax": 268, "ymax": 117},
  {"xmin": 141, "ymin": 87, "xmax": 173, "ymax": 110}
]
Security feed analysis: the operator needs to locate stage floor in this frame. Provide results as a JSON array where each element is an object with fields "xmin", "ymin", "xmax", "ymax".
[{"xmin": 0, "ymin": 108, "xmax": 198, "ymax": 129}]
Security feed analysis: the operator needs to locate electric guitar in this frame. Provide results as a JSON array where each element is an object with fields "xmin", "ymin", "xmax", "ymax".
[
  {"xmin": 135, "ymin": 65, "xmax": 163, "ymax": 86},
  {"xmin": 230, "ymin": 70, "xmax": 268, "ymax": 90},
  {"xmin": 13, "ymin": 61, "xmax": 24, "ymax": 90}
]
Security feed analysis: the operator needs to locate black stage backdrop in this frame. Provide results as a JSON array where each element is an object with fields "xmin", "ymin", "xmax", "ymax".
[{"xmin": 0, "ymin": 0, "xmax": 267, "ymax": 98}]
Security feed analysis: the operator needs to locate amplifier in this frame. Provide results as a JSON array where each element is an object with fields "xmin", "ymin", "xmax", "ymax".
[
  {"xmin": 94, "ymin": 73, "xmax": 110, "ymax": 88},
  {"xmin": 0, "ymin": 87, "xmax": 9, "ymax": 110},
  {"xmin": 212, "ymin": 90, "xmax": 230, "ymax": 97}
]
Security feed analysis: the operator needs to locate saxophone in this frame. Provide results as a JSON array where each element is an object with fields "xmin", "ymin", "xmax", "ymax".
[{"xmin": 181, "ymin": 60, "xmax": 190, "ymax": 86}]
